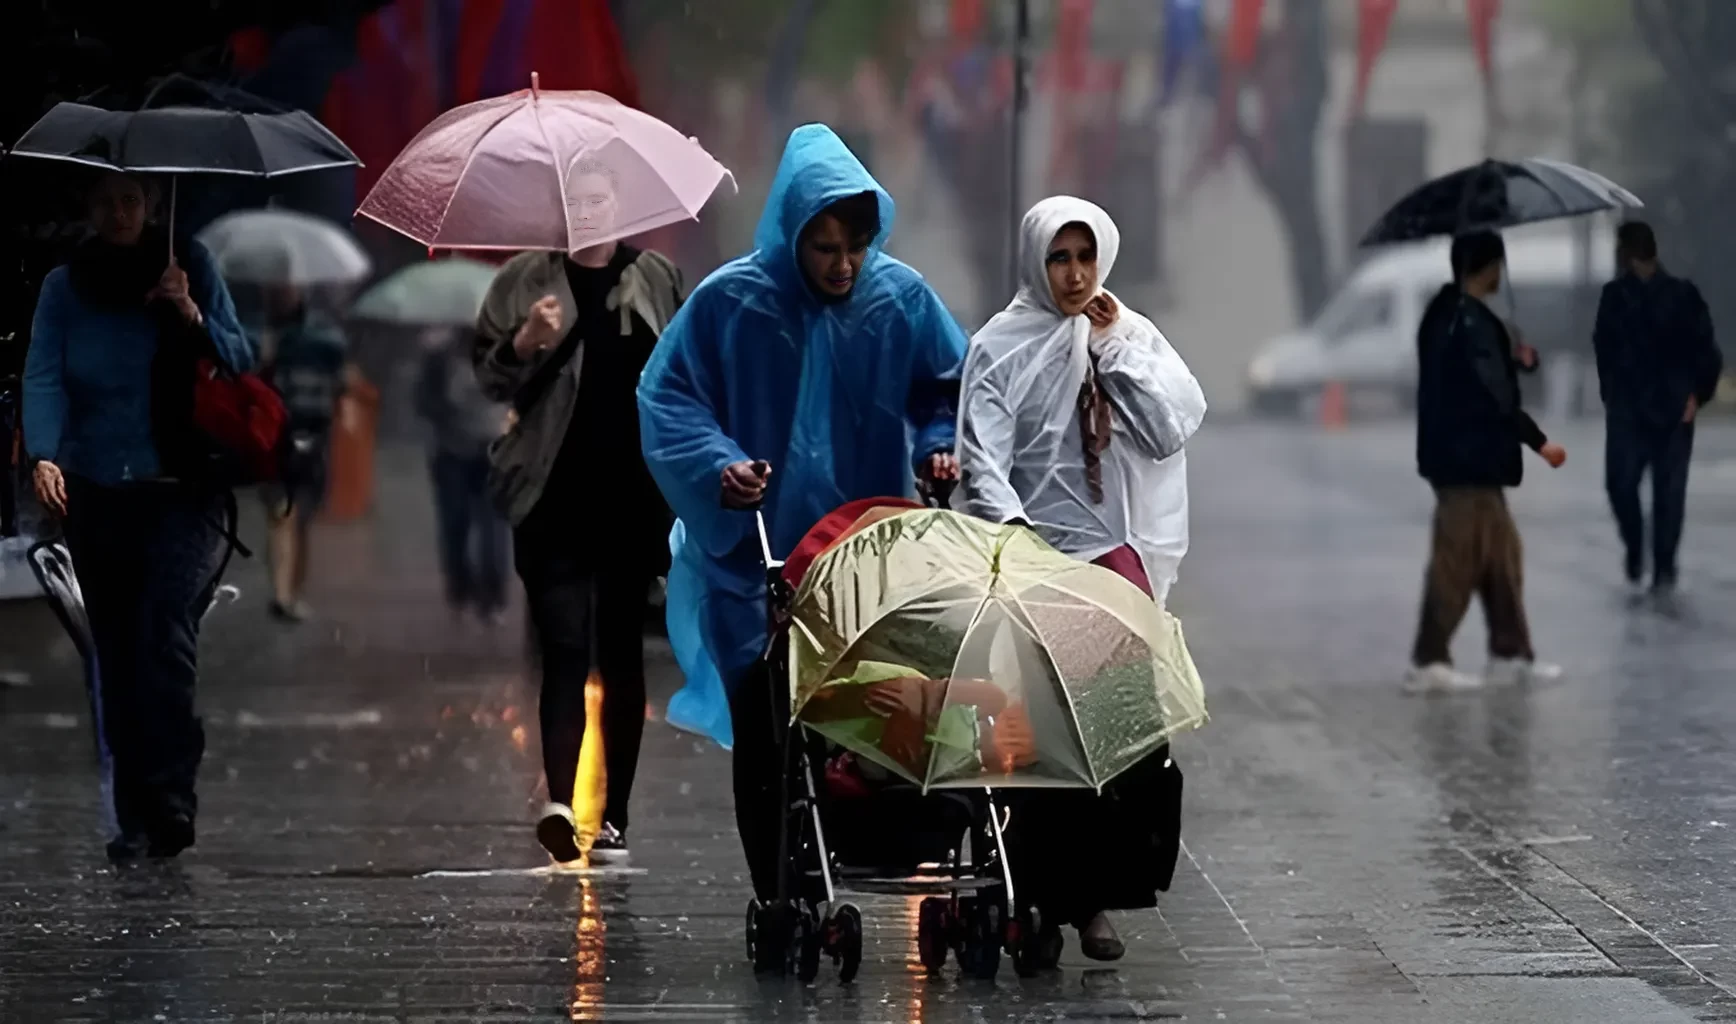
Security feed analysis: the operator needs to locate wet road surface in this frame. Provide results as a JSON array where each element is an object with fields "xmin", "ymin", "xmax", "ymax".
[{"xmin": 5, "ymin": 421, "xmax": 1736, "ymax": 1022}]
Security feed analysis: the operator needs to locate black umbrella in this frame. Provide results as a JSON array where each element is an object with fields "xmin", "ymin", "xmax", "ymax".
[
  {"xmin": 1360, "ymin": 157, "xmax": 1641, "ymax": 247},
  {"xmin": 7, "ymin": 76, "xmax": 360, "ymax": 247},
  {"xmin": 9, "ymin": 75, "xmax": 358, "ymax": 179}
]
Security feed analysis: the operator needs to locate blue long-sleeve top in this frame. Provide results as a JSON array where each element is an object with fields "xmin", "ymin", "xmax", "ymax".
[{"xmin": 24, "ymin": 239, "xmax": 253, "ymax": 484}]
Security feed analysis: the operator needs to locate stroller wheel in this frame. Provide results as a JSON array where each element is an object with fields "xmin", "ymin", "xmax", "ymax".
[
  {"xmin": 748, "ymin": 900, "xmax": 793, "ymax": 974},
  {"xmin": 1010, "ymin": 905, "xmax": 1063, "ymax": 978},
  {"xmin": 916, "ymin": 897, "xmax": 950, "ymax": 974},
  {"xmin": 959, "ymin": 898, "xmax": 1003, "ymax": 980},
  {"xmin": 827, "ymin": 903, "xmax": 864, "ymax": 984},
  {"xmin": 794, "ymin": 903, "xmax": 823, "ymax": 984}
]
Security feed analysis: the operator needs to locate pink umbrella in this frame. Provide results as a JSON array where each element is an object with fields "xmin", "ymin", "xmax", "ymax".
[{"xmin": 356, "ymin": 75, "xmax": 735, "ymax": 252}]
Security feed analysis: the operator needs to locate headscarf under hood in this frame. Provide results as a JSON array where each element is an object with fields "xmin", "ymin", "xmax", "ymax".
[
  {"xmin": 956, "ymin": 196, "xmax": 1206, "ymax": 604},
  {"xmin": 639, "ymin": 124, "xmax": 967, "ymax": 686}
]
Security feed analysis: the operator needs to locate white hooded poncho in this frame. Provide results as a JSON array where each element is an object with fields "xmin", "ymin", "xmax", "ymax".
[{"xmin": 956, "ymin": 196, "xmax": 1206, "ymax": 605}]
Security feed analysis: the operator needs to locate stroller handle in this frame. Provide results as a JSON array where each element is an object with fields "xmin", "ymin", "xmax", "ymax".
[
  {"xmin": 754, "ymin": 509, "xmax": 780, "ymax": 571},
  {"xmin": 921, "ymin": 475, "xmax": 957, "ymax": 509}
]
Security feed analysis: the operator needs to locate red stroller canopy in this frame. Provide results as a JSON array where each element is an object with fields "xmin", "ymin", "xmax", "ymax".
[{"xmin": 781, "ymin": 497, "xmax": 925, "ymax": 591}]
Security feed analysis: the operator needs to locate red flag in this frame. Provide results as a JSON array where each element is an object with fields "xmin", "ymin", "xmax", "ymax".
[
  {"xmin": 322, "ymin": 6, "xmax": 443, "ymax": 200},
  {"xmin": 950, "ymin": 0, "xmax": 985, "ymax": 41},
  {"xmin": 454, "ymin": 0, "xmax": 507, "ymax": 105},
  {"xmin": 525, "ymin": 0, "xmax": 641, "ymax": 105},
  {"xmin": 1045, "ymin": 0, "xmax": 1096, "ymax": 189},
  {"xmin": 1190, "ymin": 0, "xmax": 1263, "ymax": 187},
  {"xmin": 1466, "ymin": 0, "xmax": 1499, "ymax": 91},
  {"xmin": 1226, "ymin": 0, "xmax": 1264, "ymax": 71},
  {"xmin": 1351, "ymin": 0, "xmax": 1397, "ymax": 121}
]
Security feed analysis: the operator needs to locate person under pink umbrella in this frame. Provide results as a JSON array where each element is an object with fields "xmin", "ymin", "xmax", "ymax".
[{"xmin": 358, "ymin": 77, "xmax": 732, "ymax": 865}]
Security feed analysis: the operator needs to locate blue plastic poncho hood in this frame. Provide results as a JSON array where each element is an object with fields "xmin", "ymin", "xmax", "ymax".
[{"xmin": 639, "ymin": 124, "xmax": 967, "ymax": 687}]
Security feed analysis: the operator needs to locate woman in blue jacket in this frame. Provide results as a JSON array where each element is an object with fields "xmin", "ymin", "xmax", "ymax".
[
  {"xmin": 25, "ymin": 171, "xmax": 254, "ymax": 862},
  {"xmin": 638, "ymin": 125, "xmax": 967, "ymax": 922}
]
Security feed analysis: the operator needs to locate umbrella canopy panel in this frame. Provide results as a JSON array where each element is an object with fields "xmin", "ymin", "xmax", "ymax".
[{"xmin": 1360, "ymin": 157, "xmax": 1641, "ymax": 247}]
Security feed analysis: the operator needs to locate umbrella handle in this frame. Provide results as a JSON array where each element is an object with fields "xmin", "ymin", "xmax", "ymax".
[{"xmin": 166, "ymin": 176, "xmax": 178, "ymax": 266}]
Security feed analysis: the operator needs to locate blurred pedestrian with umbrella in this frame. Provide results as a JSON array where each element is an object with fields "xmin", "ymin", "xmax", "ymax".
[
  {"xmin": 359, "ymin": 76, "xmax": 732, "ymax": 865},
  {"xmin": 197, "ymin": 209, "xmax": 369, "ymax": 624},
  {"xmin": 13, "ymin": 77, "xmax": 358, "ymax": 860},
  {"xmin": 357, "ymin": 257, "xmax": 511, "ymax": 628},
  {"xmin": 1360, "ymin": 158, "xmax": 1640, "ymax": 694},
  {"xmin": 1593, "ymin": 221, "xmax": 1722, "ymax": 595}
]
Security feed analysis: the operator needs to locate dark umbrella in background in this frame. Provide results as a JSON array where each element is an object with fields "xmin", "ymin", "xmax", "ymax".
[
  {"xmin": 1360, "ymin": 157, "xmax": 1642, "ymax": 392},
  {"xmin": 8, "ymin": 75, "xmax": 360, "ymax": 251},
  {"xmin": 1359, "ymin": 157, "xmax": 1642, "ymax": 247}
]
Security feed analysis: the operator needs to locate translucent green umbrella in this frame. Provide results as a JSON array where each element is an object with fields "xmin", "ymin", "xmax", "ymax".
[
  {"xmin": 351, "ymin": 258, "xmax": 499, "ymax": 326},
  {"xmin": 790, "ymin": 508, "xmax": 1208, "ymax": 792}
]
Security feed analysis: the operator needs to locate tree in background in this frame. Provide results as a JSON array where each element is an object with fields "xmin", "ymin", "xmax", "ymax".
[
  {"xmin": 1195, "ymin": 0, "xmax": 1331, "ymax": 322},
  {"xmin": 1628, "ymin": 0, "xmax": 1736, "ymax": 342},
  {"xmin": 1540, "ymin": 0, "xmax": 1736, "ymax": 342}
]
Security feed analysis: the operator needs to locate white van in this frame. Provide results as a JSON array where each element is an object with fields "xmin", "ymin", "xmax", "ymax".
[{"xmin": 1245, "ymin": 227, "xmax": 1615, "ymax": 415}]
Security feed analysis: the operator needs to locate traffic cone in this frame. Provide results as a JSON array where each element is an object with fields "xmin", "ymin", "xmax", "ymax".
[{"xmin": 1319, "ymin": 380, "xmax": 1349, "ymax": 429}]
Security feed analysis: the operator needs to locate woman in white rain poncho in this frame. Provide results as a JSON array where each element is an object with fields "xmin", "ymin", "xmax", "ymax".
[
  {"xmin": 954, "ymin": 196, "xmax": 1205, "ymax": 965},
  {"xmin": 957, "ymin": 196, "xmax": 1205, "ymax": 606}
]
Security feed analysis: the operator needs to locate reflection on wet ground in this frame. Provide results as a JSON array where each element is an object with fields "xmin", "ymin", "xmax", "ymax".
[{"xmin": 5, "ymin": 424, "xmax": 1736, "ymax": 1021}]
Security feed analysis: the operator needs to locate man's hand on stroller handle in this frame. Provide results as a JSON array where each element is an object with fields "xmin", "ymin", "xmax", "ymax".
[{"xmin": 721, "ymin": 459, "xmax": 771, "ymax": 509}]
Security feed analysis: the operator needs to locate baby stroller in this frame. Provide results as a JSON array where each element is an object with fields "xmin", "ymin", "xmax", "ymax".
[{"xmin": 742, "ymin": 486, "xmax": 1208, "ymax": 983}]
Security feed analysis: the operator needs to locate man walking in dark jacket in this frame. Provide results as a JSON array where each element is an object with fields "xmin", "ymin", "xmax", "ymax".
[
  {"xmin": 1408, "ymin": 231, "xmax": 1568, "ymax": 693},
  {"xmin": 1593, "ymin": 221, "xmax": 1722, "ymax": 593}
]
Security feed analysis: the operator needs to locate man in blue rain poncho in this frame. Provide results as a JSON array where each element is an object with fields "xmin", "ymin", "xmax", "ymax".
[{"xmin": 639, "ymin": 124, "xmax": 967, "ymax": 913}]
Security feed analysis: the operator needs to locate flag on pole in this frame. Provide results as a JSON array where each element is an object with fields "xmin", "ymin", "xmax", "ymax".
[
  {"xmin": 1160, "ymin": 0, "xmax": 1205, "ymax": 105},
  {"xmin": 1466, "ymin": 0, "xmax": 1500, "ymax": 99},
  {"xmin": 1351, "ymin": 0, "xmax": 1398, "ymax": 122}
]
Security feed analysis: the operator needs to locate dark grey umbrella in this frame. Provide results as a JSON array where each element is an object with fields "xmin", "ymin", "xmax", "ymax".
[
  {"xmin": 8, "ymin": 76, "xmax": 360, "ymax": 255},
  {"xmin": 1359, "ymin": 157, "xmax": 1641, "ymax": 247},
  {"xmin": 9, "ymin": 76, "xmax": 358, "ymax": 179}
]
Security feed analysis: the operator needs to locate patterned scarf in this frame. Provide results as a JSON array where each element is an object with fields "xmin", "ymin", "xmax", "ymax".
[{"xmin": 1077, "ymin": 359, "xmax": 1112, "ymax": 504}]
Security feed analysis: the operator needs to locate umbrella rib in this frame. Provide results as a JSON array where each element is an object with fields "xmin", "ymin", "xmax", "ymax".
[
  {"xmin": 919, "ymin": 588, "xmax": 996, "ymax": 794},
  {"xmin": 1001, "ymin": 584, "xmax": 1101, "ymax": 791},
  {"xmin": 527, "ymin": 89, "xmax": 574, "ymax": 253}
]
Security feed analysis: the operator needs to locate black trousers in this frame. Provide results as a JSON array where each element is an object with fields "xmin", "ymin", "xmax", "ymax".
[
  {"xmin": 728, "ymin": 651, "xmax": 789, "ymax": 902},
  {"xmin": 514, "ymin": 500, "xmax": 650, "ymax": 830},
  {"xmin": 1001, "ymin": 750, "xmax": 1184, "ymax": 925},
  {"xmin": 1606, "ymin": 420, "xmax": 1694, "ymax": 579},
  {"xmin": 62, "ymin": 477, "xmax": 223, "ymax": 840}
]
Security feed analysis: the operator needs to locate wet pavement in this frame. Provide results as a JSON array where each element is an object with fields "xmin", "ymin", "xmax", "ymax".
[{"xmin": 5, "ymin": 421, "xmax": 1736, "ymax": 1022}]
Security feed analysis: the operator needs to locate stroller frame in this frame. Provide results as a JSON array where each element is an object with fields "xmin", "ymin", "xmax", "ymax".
[{"xmin": 743, "ymin": 489, "xmax": 1056, "ymax": 984}]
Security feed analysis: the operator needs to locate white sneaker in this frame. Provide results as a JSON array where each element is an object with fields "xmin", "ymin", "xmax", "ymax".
[
  {"xmin": 536, "ymin": 802, "xmax": 582, "ymax": 864},
  {"xmin": 1486, "ymin": 659, "xmax": 1562, "ymax": 685},
  {"xmin": 1404, "ymin": 663, "xmax": 1484, "ymax": 694}
]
